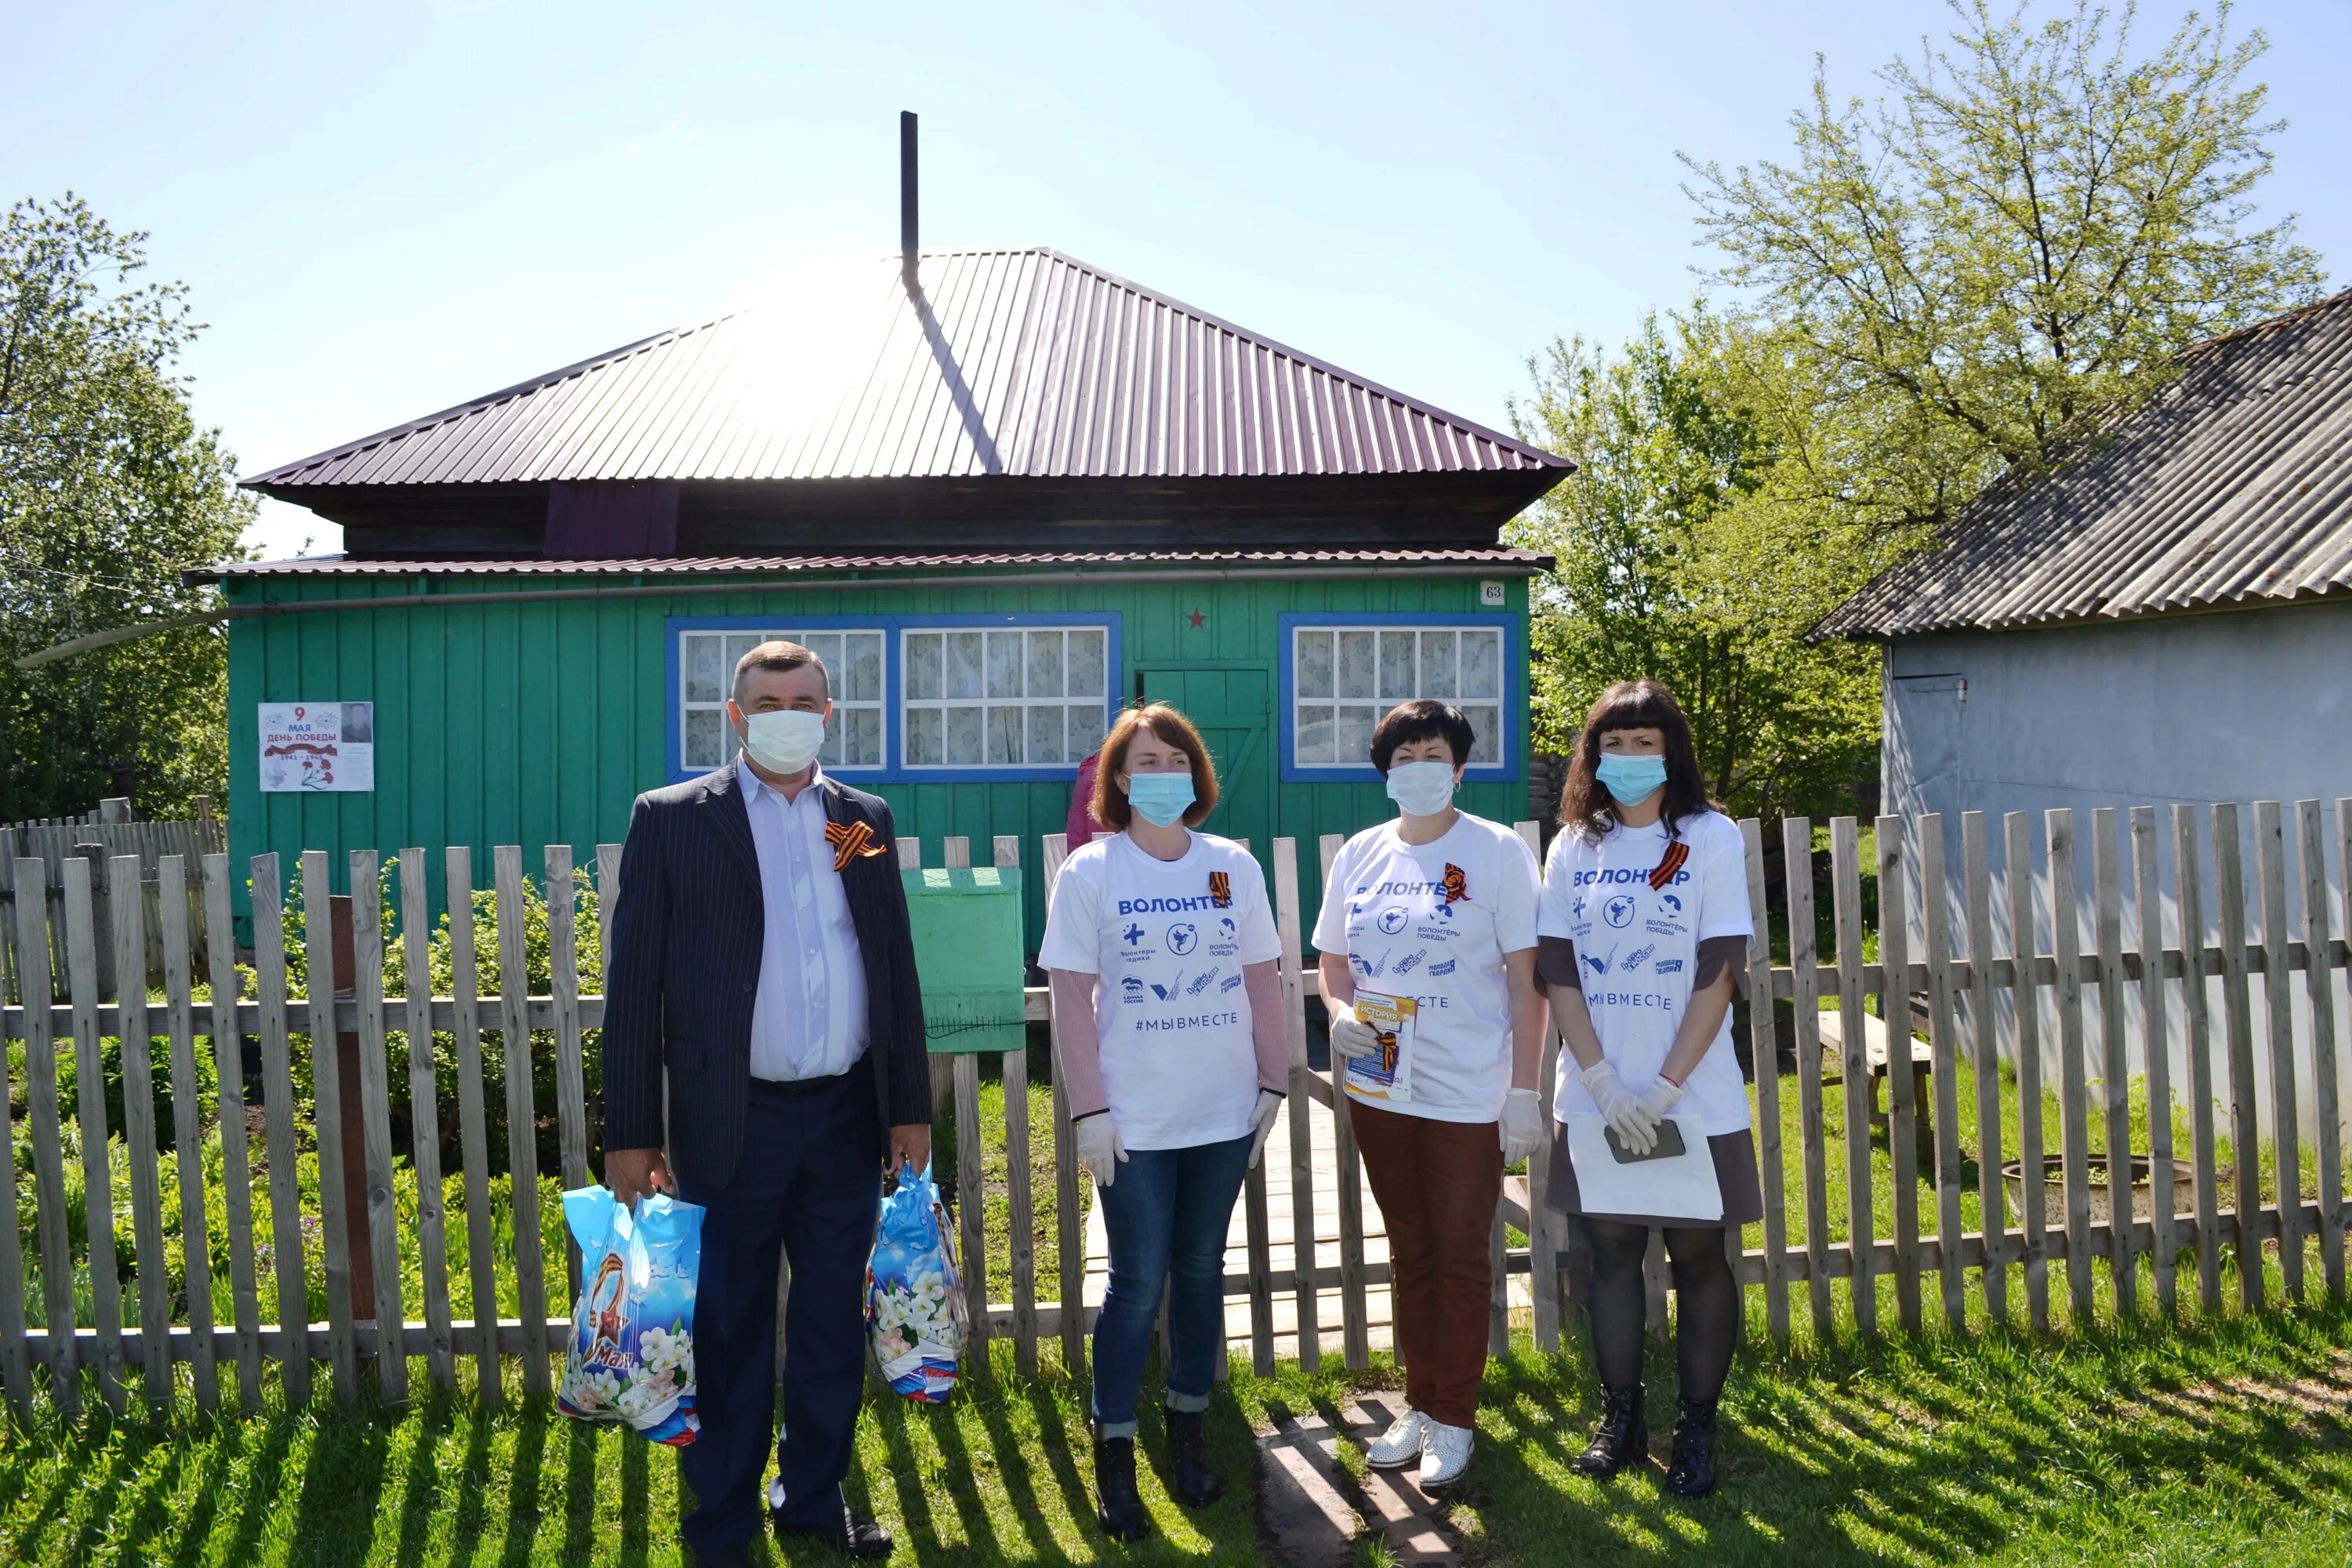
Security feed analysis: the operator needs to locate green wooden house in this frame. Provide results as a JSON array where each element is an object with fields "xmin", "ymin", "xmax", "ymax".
[{"xmin": 211, "ymin": 246, "xmax": 1568, "ymax": 943}]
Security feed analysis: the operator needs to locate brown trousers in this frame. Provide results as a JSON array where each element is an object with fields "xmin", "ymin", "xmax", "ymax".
[{"xmin": 1348, "ymin": 1099, "xmax": 1504, "ymax": 1428}]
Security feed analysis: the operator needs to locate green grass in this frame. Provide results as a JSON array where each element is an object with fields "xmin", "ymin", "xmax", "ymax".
[{"xmin": 3, "ymin": 1294, "xmax": 2347, "ymax": 1565}]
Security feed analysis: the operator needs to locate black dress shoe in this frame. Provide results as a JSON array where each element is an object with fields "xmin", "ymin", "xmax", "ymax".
[
  {"xmin": 1570, "ymin": 1382, "xmax": 1648, "ymax": 1479},
  {"xmin": 1663, "ymin": 1396, "xmax": 1720, "ymax": 1498},
  {"xmin": 686, "ymin": 1544, "xmax": 757, "ymax": 1568},
  {"xmin": 772, "ymin": 1504, "xmax": 894, "ymax": 1559}
]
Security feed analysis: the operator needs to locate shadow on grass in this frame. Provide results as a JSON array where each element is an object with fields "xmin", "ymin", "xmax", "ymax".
[
  {"xmin": 1454, "ymin": 1301, "xmax": 2352, "ymax": 1566},
  {"xmin": 288, "ymin": 1392, "xmax": 393, "ymax": 1566}
]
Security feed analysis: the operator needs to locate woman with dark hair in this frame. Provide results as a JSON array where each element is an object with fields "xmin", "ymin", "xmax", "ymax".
[
  {"xmin": 1312, "ymin": 699, "xmax": 1547, "ymax": 1488},
  {"xmin": 1535, "ymin": 677, "xmax": 1759, "ymax": 1499},
  {"xmin": 1039, "ymin": 703, "xmax": 1287, "ymax": 1540}
]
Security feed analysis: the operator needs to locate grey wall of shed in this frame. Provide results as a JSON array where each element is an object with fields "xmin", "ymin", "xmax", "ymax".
[{"xmin": 1878, "ymin": 601, "xmax": 2352, "ymax": 1143}]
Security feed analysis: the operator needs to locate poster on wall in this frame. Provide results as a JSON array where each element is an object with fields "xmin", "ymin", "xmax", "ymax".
[{"xmin": 258, "ymin": 702, "xmax": 376, "ymax": 793}]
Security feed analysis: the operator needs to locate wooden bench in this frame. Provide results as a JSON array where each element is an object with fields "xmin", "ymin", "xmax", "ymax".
[{"xmin": 1817, "ymin": 1004, "xmax": 1936, "ymax": 1161}]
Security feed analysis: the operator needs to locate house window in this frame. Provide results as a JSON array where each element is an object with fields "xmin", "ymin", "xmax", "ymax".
[
  {"xmin": 1291, "ymin": 624, "xmax": 1504, "ymax": 768},
  {"xmin": 678, "ymin": 628, "xmax": 887, "ymax": 771},
  {"xmin": 901, "ymin": 625, "xmax": 1111, "ymax": 768}
]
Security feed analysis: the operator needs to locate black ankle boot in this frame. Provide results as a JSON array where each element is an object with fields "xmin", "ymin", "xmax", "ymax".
[
  {"xmin": 1570, "ymin": 1383, "xmax": 1648, "ymax": 1478},
  {"xmin": 1094, "ymin": 1431, "xmax": 1152, "ymax": 1541},
  {"xmin": 1163, "ymin": 1406, "xmax": 1221, "ymax": 1507},
  {"xmin": 1664, "ymin": 1396, "xmax": 1719, "ymax": 1498}
]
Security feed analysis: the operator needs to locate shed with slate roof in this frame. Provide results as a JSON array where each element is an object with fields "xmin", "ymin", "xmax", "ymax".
[{"xmin": 1819, "ymin": 289, "xmax": 2352, "ymax": 1122}]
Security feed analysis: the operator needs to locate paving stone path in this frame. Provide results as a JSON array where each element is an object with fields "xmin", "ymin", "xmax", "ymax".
[{"xmin": 1254, "ymin": 1392, "xmax": 1468, "ymax": 1566}]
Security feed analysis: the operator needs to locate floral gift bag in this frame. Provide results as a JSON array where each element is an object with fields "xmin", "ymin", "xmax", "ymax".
[
  {"xmin": 557, "ymin": 1185, "xmax": 704, "ymax": 1445},
  {"xmin": 866, "ymin": 1162, "xmax": 967, "ymax": 1403}
]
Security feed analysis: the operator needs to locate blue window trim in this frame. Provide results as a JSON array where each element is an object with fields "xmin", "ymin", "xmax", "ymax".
[
  {"xmin": 1276, "ymin": 612, "xmax": 1522, "ymax": 783},
  {"xmin": 665, "ymin": 612, "xmax": 1122, "ymax": 784}
]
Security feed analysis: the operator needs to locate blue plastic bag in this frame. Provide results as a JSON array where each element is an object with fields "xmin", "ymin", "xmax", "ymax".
[
  {"xmin": 866, "ymin": 1163, "xmax": 967, "ymax": 1403},
  {"xmin": 557, "ymin": 1185, "xmax": 704, "ymax": 1445}
]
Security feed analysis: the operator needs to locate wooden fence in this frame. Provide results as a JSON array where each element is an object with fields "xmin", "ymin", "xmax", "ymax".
[
  {"xmin": 0, "ymin": 801, "xmax": 2346, "ymax": 1418},
  {"xmin": 0, "ymin": 816, "xmax": 229, "ymax": 1000}
]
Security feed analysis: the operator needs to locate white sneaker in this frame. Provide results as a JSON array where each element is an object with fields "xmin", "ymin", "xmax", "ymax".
[
  {"xmin": 1418, "ymin": 1420, "xmax": 1473, "ymax": 1487},
  {"xmin": 1365, "ymin": 1409, "xmax": 1430, "ymax": 1469}
]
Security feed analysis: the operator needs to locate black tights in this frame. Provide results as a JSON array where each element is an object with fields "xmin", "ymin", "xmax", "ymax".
[{"xmin": 1579, "ymin": 1217, "xmax": 1739, "ymax": 1403}]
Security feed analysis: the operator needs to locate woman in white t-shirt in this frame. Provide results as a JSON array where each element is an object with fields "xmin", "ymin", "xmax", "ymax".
[
  {"xmin": 1312, "ymin": 699, "xmax": 1548, "ymax": 1489},
  {"xmin": 1536, "ymin": 677, "xmax": 1759, "ymax": 1500},
  {"xmin": 1039, "ymin": 702, "xmax": 1287, "ymax": 1542}
]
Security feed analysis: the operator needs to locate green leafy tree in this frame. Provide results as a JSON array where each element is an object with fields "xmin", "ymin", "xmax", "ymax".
[
  {"xmin": 1, "ymin": 193, "xmax": 252, "ymax": 820},
  {"xmin": 1680, "ymin": 0, "xmax": 2324, "ymax": 532},
  {"xmin": 1509, "ymin": 310, "xmax": 1900, "ymax": 822}
]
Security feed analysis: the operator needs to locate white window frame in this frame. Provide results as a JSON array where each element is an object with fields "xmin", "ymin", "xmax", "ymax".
[
  {"xmin": 1287, "ymin": 620, "xmax": 1509, "ymax": 775},
  {"xmin": 676, "ymin": 626, "xmax": 888, "ymax": 774},
  {"xmin": 898, "ymin": 621, "xmax": 1113, "ymax": 775}
]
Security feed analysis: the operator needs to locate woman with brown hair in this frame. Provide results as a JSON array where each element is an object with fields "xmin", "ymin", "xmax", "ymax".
[
  {"xmin": 1535, "ymin": 677, "xmax": 1759, "ymax": 1499},
  {"xmin": 1038, "ymin": 703, "xmax": 1287, "ymax": 1541}
]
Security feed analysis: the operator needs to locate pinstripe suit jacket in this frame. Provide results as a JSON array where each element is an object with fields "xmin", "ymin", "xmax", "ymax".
[{"xmin": 601, "ymin": 764, "xmax": 931, "ymax": 1188}]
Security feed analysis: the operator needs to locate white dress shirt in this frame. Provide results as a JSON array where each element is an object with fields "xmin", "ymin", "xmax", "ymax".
[{"xmin": 737, "ymin": 756, "xmax": 870, "ymax": 1082}]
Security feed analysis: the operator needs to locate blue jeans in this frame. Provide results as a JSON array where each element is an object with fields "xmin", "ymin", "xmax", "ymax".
[{"xmin": 1090, "ymin": 1133, "xmax": 1253, "ymax": 1437}]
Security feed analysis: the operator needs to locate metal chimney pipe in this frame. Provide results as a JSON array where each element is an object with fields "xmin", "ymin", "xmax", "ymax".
[{"xmin": 900, "ymin": 111, "xmax": 918, "ymax": 289}]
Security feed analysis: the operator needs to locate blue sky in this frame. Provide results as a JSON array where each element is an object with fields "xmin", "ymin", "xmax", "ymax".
[{"xmin": 7, "ymin": 0, "xmax": 2347, "ymax": 559}]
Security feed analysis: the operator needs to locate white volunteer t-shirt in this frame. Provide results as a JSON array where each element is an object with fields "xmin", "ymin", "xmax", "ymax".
[
  {"xmin": 1038, "ymin": 829, "xmax": 1282, "ymax": 1151},
  {"xmin": 1311, "ymin": 812, "xmax": 1541, "ymax": 1124},
  {"xmin": 1538, "ymin": 810, "xmax": 1753, "ymax": 1135}
]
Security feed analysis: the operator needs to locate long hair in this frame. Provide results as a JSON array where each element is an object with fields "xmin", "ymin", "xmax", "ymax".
[
  {"xmin": 1091, "ymin": 702, "xmax": 1219, "ymax": 829},
  {"xmin": 1555, "ymin": 678, "xmax": 1717, "ymax": 840}
]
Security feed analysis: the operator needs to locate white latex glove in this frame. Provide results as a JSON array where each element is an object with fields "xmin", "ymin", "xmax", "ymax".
[
  {"xmin": 1638, "ymin": 1074, "xmax": 1686, "ymax": 1122},
  {"xmin": 1074, "ymin": 1112, "xmax": 1127, "ymax": 1189},
  {"xmin": 1580, "ymin": 1058, "xmax": 1660, "ymax": 1156},
  {"xmin": 1498, "ymin": 1088, "xmax": 1544, "ymax": 1166},
  {"xmin": 1328, "ymin": 1014, "xmax": 1382, "ymax": 1060},
  {"xmin": 1245, "ymin": 1089, "xmax": 1284, "ymax": 1170},
  {"xmin": 1496, "ymin": 1091, "xmax": 1552, "ymax": 1166}
]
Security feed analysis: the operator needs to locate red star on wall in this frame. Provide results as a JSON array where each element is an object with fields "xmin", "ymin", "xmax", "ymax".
[{"xmin": 1186, "ymin": 608, "xmax": 1207, "ymax": 629}]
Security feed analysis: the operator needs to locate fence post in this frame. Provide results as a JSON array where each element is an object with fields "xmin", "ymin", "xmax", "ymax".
[
  {"xmin": 2131, "ymin": 808, "xmax": 2177, "ymax": 1317},
  {"xmin": 1272, "ymin": 838, "xmax": 1322, "ymax": 1370},
  {"xmin": 2093, "ymin": 809, "xmax": 2136, "ymax": 1318},
  {"xmin": 2253, "ymin": 802, "xmax": 2303, "ymax": 1303},
  {"xmin": 2172, "ymin": 808, "xmax": 2221, "ymax": 1315},
  {"xmin": 2210, "ymin": 804, "xmax": 2263, "ymax": 1312},
  {"xmin": 1040, "ymin": 834, "xmax": 1089, "ymax": 1377},
  {"xmin": 1875, "ymin": 817, "xmax": 1921, "ymax": 1334},
  {"xmin": 2302, "ymin": 801, "xmax": 2345, "ymax": 1301},
  {"xmin": 1830, "ymin": 818, "xmax": 1875, "ymax": 1334},
  {"xmin": 1964, "ymin": 813, "xmax": 2007, "ymax": 1329},
  {"xmin": 1781, "ymin": 818, "xmax": 1833, "ymax": 1341},
  {"xmin": 10, "ymin": 856, "xmax": 78, "ymax": 1415}
]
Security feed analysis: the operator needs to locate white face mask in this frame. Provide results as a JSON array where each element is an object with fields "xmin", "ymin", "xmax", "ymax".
[
  {"xmin": 1385, "ymin": 759, "xmax": 1458, "ymax": 818},
  {"xmin": 739, "ymin": 708, "xmax": 826, "ymax": 774}
]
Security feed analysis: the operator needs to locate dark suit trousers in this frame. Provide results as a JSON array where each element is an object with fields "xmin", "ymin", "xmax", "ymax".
[{"xmin": 676, "ymin": 1054, "xmax": 882, "ymax": 1548}]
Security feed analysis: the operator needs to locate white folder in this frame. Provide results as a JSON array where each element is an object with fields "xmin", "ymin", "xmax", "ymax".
[{"xmin": 1563, "ymin": 1112, "xmax": 1722, "ymax": 1221}]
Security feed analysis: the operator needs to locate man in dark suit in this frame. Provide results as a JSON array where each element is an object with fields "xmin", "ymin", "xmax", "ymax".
[{"xmin": 604, "ymin": 638, "xmax": 931, "ymax": 1566}]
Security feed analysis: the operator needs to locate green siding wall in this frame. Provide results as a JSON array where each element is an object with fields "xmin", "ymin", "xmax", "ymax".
[{"xmin": 226, "ymin": 569, "xmax": 1531, "ymax": 949}]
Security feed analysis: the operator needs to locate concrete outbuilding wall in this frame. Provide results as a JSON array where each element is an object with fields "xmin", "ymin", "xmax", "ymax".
[{"xmin": 1880, "ymin": 601, "xmax": 2352, "ymax": 1141}]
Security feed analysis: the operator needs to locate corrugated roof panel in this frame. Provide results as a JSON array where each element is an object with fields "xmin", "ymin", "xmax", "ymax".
[
  {"xmin": 1819, "ymin": 289, "xmax": 2352, "ymax": 637},
  {"xmin": 244, "ymin": 248, "xmax": 1567, "ymax": 493},
  {"xmin": 201, "ymin": 545, "xmax": 1555, "ymax": 579}
]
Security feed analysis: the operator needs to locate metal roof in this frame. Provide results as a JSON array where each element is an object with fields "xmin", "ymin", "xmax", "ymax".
[
  {"xmin": 243, "ymin": 249, "xmax": 1569, "ymax": 492},
  {"xmin": 1819, "ymin": 289, "xmax": 2352, "ymax": 639},
  {"xmin": 196, "ymin": 546, "xmax": 1552, "ymax": 580}
]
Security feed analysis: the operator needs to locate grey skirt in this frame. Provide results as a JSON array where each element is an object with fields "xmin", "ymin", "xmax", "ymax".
[{"xmin": 1544, "ymin": 1120, "xmax": 1764, "ymax": 1230}]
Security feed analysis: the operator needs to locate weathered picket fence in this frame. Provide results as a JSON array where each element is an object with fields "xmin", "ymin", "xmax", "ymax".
[
  {"xmin": 0, "ymin": 800, "xmax": 2347, "ymax": 1421},
  {"xmin": 0, "ymin": 816, "xmax": 229, "ymax": 1000}
]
